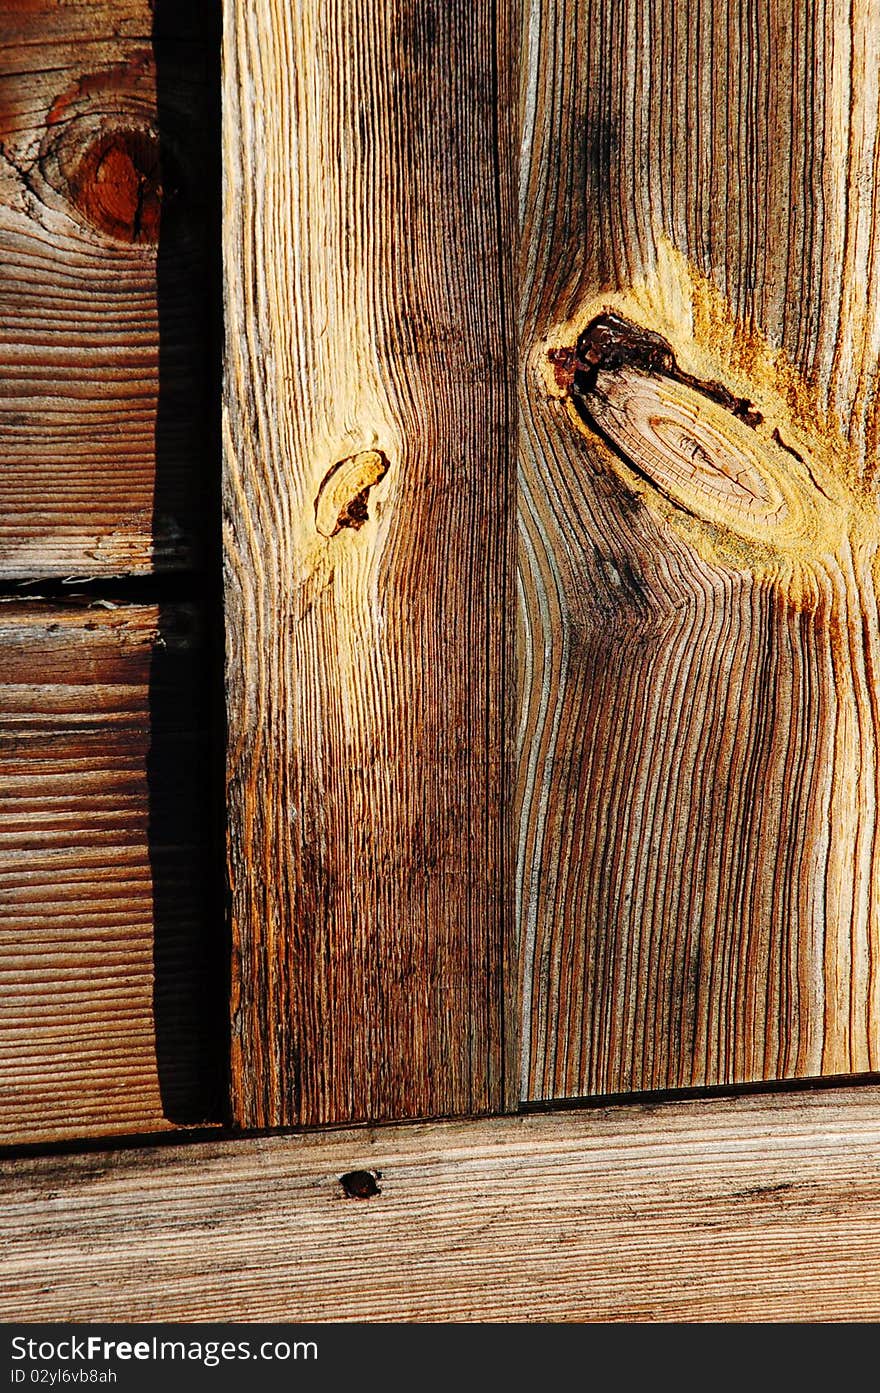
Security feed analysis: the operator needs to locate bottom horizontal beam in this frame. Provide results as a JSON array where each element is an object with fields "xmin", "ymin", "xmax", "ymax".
[{"xmin": 3, "ymin": 1084, "xmax": 880, "ymax": 1320}]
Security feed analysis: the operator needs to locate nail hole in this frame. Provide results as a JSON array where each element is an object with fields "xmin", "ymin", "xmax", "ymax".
[{"xmin": 340, "ymin": 1169, "xmax": 382, "ymax": 1199}]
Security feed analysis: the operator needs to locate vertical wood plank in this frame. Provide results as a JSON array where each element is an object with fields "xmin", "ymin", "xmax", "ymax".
[
  {"xmin": 518, "ymin": 0, "xmax": 880, "ymax": 1099},
  {"xmin": 223, "ymin": 0, "xmax": 516, "ymax": 1124}
]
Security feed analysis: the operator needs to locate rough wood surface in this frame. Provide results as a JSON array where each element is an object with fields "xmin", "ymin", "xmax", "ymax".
[
  {"xmin": 517, "ymin": 0, "xmax": 880, "ymax": 1100},
  {"xmin": 223, "ymin": 0, "xmax": 516, "ymax": 1125},
  {"xmin": 0, "ymin": 603, "xmax": 221, "ymax": 1144},
  {"xmin": 0, "ymin": 0, "xmax": 217, "ymax": 577},
  {"xmin": 4, "ymin": 1085, "xmax": 880, "ymax": 1320}
]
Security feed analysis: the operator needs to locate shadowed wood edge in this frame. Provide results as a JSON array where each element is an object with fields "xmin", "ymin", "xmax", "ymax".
[{"xmin": 4, "ymin": 1083, "xmax": 880, "ymax": 1321}]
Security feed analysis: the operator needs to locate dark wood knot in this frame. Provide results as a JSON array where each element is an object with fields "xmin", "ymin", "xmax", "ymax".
[{"xmin": 67, "ymin": 126, "xmax": 163, "ymax": 244}]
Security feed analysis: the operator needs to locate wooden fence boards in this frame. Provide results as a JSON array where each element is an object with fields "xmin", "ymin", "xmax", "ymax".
[
  {"xmin": 0, "ymin": 603, "xmax": 220, "ymax": 1144},
  {"xmin": 5, "ymin": 0, "xmax": 880, "ymax": 1167},
  {"xmin": 516, "ymin": 0, "xmax": 880, "ymax": 1100},
  {"xmin": 223, "ymin": 0, "xmax": 516, "ymax": 1125}
]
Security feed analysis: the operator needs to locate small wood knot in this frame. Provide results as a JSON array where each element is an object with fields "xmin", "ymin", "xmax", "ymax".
[
  {"xmin": 340, "ymin": 1169, "xmax": 382, "ymax": 1199},
  {"xmin": 315, "ymin": 450, "xmax": 389, "ymax": 538},
  {"xmin": 68, "ymin": 127, "xmax": 162, "ymax": 243}
]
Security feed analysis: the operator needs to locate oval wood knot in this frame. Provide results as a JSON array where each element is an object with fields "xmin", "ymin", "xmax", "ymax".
[
  {"xmin": 315, "ymin": 450, "xmax": 389, "ymax": 538},
  {"xmin": 590, "ymin": 371, "xmax": 788, "ymax": 527},
  {"xmin": 67, "ymin": 126, "xmax": 163, "ymax": 243},
  {"xmin": 556, "ymin": 312, "xmax": 836, "ymax": 555},
  {"xmin": 340, "ymin": 1169, "xmax": 382, "ymax": 1199}
]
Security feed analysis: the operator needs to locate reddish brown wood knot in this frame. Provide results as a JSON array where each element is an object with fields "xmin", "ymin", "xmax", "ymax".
[
  {"xmin": 340, "ymin": 1169, "xmax": 382, "ymax": 1199},
  {"xmin": 315, "ymin": 450, "xmax": 390, "ymax": 538},
  {"xmin": 67, "ymin": 127, "xmax": 163, "ymax": 243}
]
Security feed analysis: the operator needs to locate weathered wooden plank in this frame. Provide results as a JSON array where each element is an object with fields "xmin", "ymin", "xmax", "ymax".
[
  {"xmin": 0, "ymin": 603, "xmax": 221, "ymax": 1143},
  {"xmin": 4, "ymin": 1085, "xmax": 880, "ymax": 1320},
  {"xmin": 223, "ymin": 1, "xmax": 516, "ymax": 1124},
  {"xmin": 0, "ymin": 0, "xmax": 217, "ymax": 577},
  {"xmin": 517, "ymin": 0, "xmax": 880, "ymax": 1099}
]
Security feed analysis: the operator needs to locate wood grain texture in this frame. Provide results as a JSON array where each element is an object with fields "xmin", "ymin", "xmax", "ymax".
[
  {"xmin": 517, "ymin": 0, "xmax": 880, "ymax": 1099},
  {"xmin": 0, "ymin": 603, "xmax": 221, "ymax": 1144},
  {"xmin": 223, "ymin": 0, "xmax": 516, "ymax": 1125},
  {"xmin": 5, "ymin": 1085, "xmax": 880, "ymax": 1320},
  {"xmin": 0, "ymin": 0, "xmax": 217, "ymax": 577}
]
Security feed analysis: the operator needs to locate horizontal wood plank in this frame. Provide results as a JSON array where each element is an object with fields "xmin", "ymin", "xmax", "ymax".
[
  {"xmin": 0, "ymin": 603, "xmax": 222, "ymax": 1143},
  {"xmin": 3, "ymin": 1085, "xmax": 880, "ymax": 1320},
  {"xmin": 0, "ymin": 0, "xmax": 218, "ymax": 577},
  {"xmin": 223, "ymin": 0, "xmax": 516, "ymax": 1125}
]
